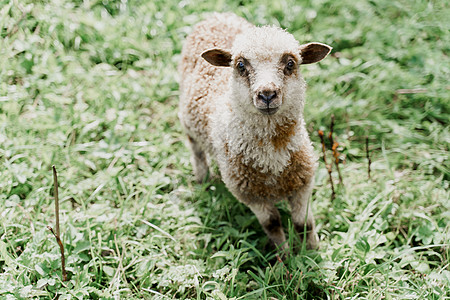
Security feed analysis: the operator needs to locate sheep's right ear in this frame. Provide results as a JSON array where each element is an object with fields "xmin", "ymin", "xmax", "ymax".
[{"xmin": 201, "ymin": 49, "xmax": 232, "ymax": 67}]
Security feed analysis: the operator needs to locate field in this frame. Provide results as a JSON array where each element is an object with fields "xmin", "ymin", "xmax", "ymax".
[{"xmin": 0, "ymin": 0, "xmax": 449, "ymax": 299}]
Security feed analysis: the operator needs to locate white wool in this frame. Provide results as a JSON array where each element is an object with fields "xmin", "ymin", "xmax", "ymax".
[
  {"xmin": 209, "ymin": 27, "xmax": 310, "ymax": 174},
  {"xmin": 232, "ymin": 26, "xmax": 301, "ymax": 60},
  {"xmin": 179, "ymin": 12, "xmax": 319, "ymax": 186},
  {"xmin": 178, "ymin": 12, "xmax": 328, "ymax": 249},
  {"xmin": 212, "ymin": 103, "xmax": 310, "ymax": 175}
]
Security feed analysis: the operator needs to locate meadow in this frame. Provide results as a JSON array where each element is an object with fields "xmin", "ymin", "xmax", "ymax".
[{"xmin": 0, "ymin": 0, "xmax": 449, "ymax": 298}]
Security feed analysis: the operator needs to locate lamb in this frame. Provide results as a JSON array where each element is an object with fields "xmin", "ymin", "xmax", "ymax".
[{"xmin": 178, "ymin": 13, "xmax": 331, "ymax": 250}]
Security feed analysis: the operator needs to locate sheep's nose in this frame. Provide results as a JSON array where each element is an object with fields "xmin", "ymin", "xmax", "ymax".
[{"xmin": 258, "ymin": 90, "xmax": 277, "ymax": 104}]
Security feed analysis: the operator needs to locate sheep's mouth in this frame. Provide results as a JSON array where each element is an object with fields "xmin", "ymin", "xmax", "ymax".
[{"xmin": 258, "ymin": 107, "xmax": 279, "ymax": 115}]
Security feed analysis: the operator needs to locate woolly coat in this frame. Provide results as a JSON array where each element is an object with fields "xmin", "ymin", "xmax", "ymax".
[{"xmin": 178, "ymin": 13, "xmax": 317, "ymax": 206}]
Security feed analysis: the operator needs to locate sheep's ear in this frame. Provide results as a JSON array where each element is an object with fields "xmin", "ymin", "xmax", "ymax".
[
  {"xmin": 201, "ymin": 49, "xmax": 232, "ymax": 67},
  {"xmin": 299, "ymin": 42, "xmax": 332, "ymax": 64}
]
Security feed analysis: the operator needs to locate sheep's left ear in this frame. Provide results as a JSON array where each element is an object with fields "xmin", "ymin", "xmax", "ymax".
[
  {"xmin": 201, "ymin": 48, "xmax": 232, "ymax": 67},
  {"xmin": 299, "ymin": 42, "xmax": 332, "ymax": 64}
]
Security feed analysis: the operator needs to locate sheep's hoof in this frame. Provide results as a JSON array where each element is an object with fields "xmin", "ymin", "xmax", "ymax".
[
  {"xmin": 294, "ymin": 223, "xmax": 319, "ymax": 250},
  {"xmin": 306, "ymin": 233, "xmax": 320, "ymax": 250}
]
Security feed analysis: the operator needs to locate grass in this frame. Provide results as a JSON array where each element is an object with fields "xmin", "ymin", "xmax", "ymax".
[{"xmin": 0, "ymin": 0, "xmax": 449, "ymax": 298}]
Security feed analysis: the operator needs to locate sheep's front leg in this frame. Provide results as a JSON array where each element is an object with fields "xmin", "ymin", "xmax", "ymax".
[
  {"xmin": 288, "ymin": 180, "xmax": 319, "ymax": 249},
  {"xmin": 187, "ymin": 135, "xmax": 208, "ymax": 183},
  {"xmin": 247, "ymin": 202, "xmax": 287, "ymax": 250}
]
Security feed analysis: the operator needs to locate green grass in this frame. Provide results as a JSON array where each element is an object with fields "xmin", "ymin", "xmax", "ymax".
[{"xmin": 0, "ymin": 0, "xmax": 449, "ymax": 299}]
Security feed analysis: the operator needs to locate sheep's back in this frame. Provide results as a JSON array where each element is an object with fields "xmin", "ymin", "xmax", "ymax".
[{"xmin": 178, "ymin": 13, "xmax": 252, "ymax": 148}]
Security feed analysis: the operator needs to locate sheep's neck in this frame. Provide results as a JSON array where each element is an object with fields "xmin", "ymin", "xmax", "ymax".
[{"xmin": 225, "ymin": 111, "xmax": 307, "ymax": 174}]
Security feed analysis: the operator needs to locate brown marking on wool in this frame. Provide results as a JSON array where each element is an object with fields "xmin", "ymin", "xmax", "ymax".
[
  {"xmin": 227, "ymin": 145, "xmax": 315, "ymax": 203},
  {"xmin": 233, "ymin": 56, "xmax": 253, "ymax": 87},
  {"xmin": 278, "ymin": 148, "xmax": 315, "ymax": 194},
  {"xmin": 280, "ymin": 53, "xmax": 299, "ymax": 76},
  {"xmin": 271, "ymin": 120, "xmax": 297, "ymax": 150},
  {"xmin": 264, "ymin": 215, "xmax": 282, "ymax": 234},
  {"xmin": 294, "ymin": 221, "xmax": 314, "ymax": 234},
  {"xmin": 224, "ymin": 142, "xmax": 230, "ymax": 156},
  {"xmin": 280, "ymin": 52, "xmax": 299, "ymax": 64}
]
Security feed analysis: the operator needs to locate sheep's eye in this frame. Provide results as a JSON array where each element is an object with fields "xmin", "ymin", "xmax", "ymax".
[
  {"xmin": 237, "ymin": 61, "xmax": 246, "ymax": 74},
  {"xmin": 286, "ymin": 59, "xmax": 295, "ymax": 70}
]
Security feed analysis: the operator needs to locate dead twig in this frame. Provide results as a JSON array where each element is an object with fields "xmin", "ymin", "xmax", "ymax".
[
  {"xmin": 319, "ymin": 130, "xmax": 335, "ymax": 200},
  {"xmin": 276, "ymin": 255, "xmax": 292, "ymax": 280},
  {"xmin": 365, "ymin": 137, "xmax": 371, "ymax": 180},
  {"xmin": 328, "ymin": 115, "xmax": 343, "ymax": 185},
  {"xmin": 395, "ymin": 88, "xmax": 427, "ymax": 94},
  {"xmin": 6, "ymin": 9, "xmax": 28, "ymax": 38},
  {"xmin": 331, "ymin": 142, "xmax": 343, "ymax": 183},
  {"xmin": 393, "ymin": 88, "xmax": 427, "ymax": 101},
  {"xmin": 53, "ymin": 166, "xmax": 60, "ymax": 237},
  {"xmin": 328, "ymin": 115, "xmax": 335, "ymax": 141},
  {"xmin": 47, "ymin": 226, "xmax": 67, "ymax": 281},
  {"xmin": 275, "ymin": 255, "xmax": 303, "ymax": 297},
  {"xmin": 48, "ymin": 166, "xmax": 68, "ymax": 281}
]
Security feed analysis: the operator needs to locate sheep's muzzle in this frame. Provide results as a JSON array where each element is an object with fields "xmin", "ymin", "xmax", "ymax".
[
  {"xmin": 254, "ymin": 87, "xmax": 281, "ymax": 115},
  {"xmin": 258, "ymin": 107, "xmax": 279, "ymax": 115}
]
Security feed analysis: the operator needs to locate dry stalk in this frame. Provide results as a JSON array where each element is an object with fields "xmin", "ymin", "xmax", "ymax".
[
  {"xmin": 395, "ymin": 88, "xmax": 427, "ymax": 94},
  {"xmin": 318, "ymin": 130, "xmax": 335, "ymax": 199},
  {"xmin": 47, "ymin": 226, "xmax": 67, "ymax": 281},
  {"xmin": 393, "ymin": 88, "xmax": 427, "ymax": 101},
  {"xmin": 328, "ymin": 115, "xmax": 343, "ymax": 185},
  {"xmin": 275, "ymin": 255, "xmax": 303, "ymax": 297},
  {"xmin": 365, "ymin": 137, "xmax": 371, "ymax": 180},
  {"xmin": 48, "ymin": 166, "xmax": 68, "ymax": 281},
  {"xmin": 6, "ymin": 10, "xmax": 27, "ymax": 38},
  {"xmin": 53, "ymin": 166, "xmax": 60, "ymax": 237},
  {"xmin": 276, "ymin": 255, "xmax": 292, "ymax": 280}
]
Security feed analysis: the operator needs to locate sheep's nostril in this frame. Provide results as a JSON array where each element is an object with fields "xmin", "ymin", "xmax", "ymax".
[{"xmin": 258, "ymin": 91, "xmax": 277, "ymax": 104}]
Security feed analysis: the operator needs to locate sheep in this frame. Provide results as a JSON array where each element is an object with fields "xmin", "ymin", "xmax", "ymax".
[{"xmin": 178, "ymin": 13, "xmax": 331, "ymax": 250}]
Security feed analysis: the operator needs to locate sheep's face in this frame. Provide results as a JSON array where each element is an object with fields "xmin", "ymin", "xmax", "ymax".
[
  {"xmin": 201, "ymin": 27, "xmax": 331, "ymax": 116},
  {"xmin": 231, "ymin": 52, "xmax": 300, "ymax": 115}
]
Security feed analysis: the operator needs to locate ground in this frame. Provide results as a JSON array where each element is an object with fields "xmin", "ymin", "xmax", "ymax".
[{"xmin": 0, "ymin": 0, "xmax": 449, "ymax": 299}]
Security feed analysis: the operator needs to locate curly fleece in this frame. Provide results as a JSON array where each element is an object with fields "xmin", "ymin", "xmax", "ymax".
[{"xmin": 178, "ymin": 12, "xmax": 326, "ymax": 249}]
